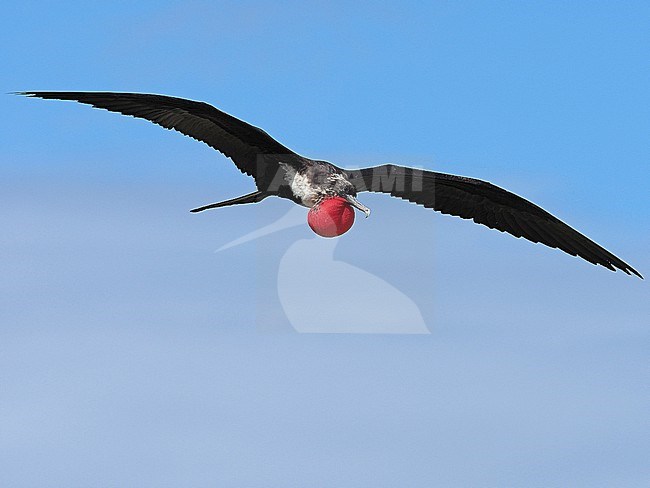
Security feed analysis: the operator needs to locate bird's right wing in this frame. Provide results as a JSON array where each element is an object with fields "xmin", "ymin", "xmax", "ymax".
[
  {"xmin": 347, "ymin": 164, "xmax": 641, "ymax": 277},
  {"xmin": 20, "ymin": 91, "xmax": 301, "ymax": 183}
]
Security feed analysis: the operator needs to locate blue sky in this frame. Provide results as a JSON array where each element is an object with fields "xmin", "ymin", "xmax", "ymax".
[{"xmin": 1, "ymin": 1, "xmax": 649, "ymax": 486}]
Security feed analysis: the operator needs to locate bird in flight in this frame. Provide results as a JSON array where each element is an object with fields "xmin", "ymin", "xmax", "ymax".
[{"xmin": 19, "ymin": 91, "xmax": 641, "ymax": 278}]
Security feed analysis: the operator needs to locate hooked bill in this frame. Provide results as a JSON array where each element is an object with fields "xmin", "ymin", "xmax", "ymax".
[{"xmin": 307, "ymin": 197, "xmax": 355, "ymax": 238}]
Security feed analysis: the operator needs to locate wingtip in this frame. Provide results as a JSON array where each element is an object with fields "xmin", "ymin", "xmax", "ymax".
[
  {"xmin": 613, "ymin": 263, "xmax": 643, "ymax": 279},
  {"xmin": 630, "ymin": 268, "xmax": 644, "ymax": 280},
  {"xmin": 12, "ymin": 91, "xmax": 57, "ymax": 98},
  {"xmin": 617, "ymin": 259, "xmax": 643, "ymax": 279},
  {"xmin": 11, "ymin": 91, "xmax": 41, "ymax": 98}
]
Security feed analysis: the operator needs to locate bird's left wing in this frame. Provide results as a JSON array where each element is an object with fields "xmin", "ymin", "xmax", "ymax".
[
  {"xmin": 347, "ymin": 164, "xmax": 641, "ymax": 277},
  {"xmin": 19, "ymin": 91, "xmax": 300, "ymax": 183}
]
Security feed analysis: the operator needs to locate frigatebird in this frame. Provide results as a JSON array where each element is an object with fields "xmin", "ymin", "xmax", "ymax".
[{"xmin": 19, "ymin": 91, "xmax": 641, "ymax": 278}]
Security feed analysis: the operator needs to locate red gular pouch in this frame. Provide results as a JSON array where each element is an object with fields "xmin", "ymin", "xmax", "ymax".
[{"xmin": 307, "ymin": 196, "xmax": 355, "ymax": 238}]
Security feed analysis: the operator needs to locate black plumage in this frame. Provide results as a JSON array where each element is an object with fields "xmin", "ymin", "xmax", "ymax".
[
  {"xmin": 20, "ymin": 91, "xmax": 642, "ymax": 278},
  {"xmin": 346, "ymin": 165, "xmax": 641, "ymax": 277}
]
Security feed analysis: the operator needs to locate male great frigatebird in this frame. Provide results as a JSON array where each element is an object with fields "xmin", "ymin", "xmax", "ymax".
[{"xmin": 19, "ymin": 91, "xmax": 641, "ymax": 278}]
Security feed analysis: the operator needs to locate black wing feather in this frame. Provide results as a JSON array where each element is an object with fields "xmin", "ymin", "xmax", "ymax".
[
  {"xmin": 349, "ymin": 164, "xmax": 641, "ymax": 277},
  {"xmin": 19, "ymin": 91, "xmax": 298, "ymax": 182}
]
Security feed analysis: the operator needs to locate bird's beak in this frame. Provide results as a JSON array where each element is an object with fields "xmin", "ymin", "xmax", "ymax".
[{"xmin": 345, "ymin": 195, "xmax": 371, "ymax": 218}]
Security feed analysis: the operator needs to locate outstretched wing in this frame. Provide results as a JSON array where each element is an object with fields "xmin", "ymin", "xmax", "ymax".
[
  {"xmin": 348, "ymin": 164, "xmax": 641, "ymax": 277},
  {"xmin": 20, "ymin": 91, "xmax": 299, "ymax": 182}
]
